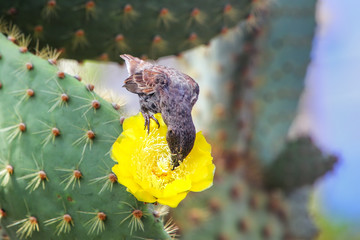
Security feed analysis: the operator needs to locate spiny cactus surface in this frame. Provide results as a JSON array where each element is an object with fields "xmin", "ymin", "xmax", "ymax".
[
  {"xmin": 0, "ymin": 33, "xmax": 169, "ymax": 239},
  {"xmin": 0, "ymin": 0, "xmax": 257, "ymax": 61},
  {"xmin": 248, "ymin": 0, "xmax": 317, "ymax": 165},
  {"xmin": 265, "ymin": 137, "xmax": 338, "ymax": 193},
  {"xmin": 173, "ymin": 172, "xmax": 287, "ymax": 240}
]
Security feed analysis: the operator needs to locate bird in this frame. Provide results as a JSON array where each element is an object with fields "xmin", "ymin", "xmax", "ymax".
[{"xmin": 120, "ymin": 54, "xmax": 199, "ymax": 170}]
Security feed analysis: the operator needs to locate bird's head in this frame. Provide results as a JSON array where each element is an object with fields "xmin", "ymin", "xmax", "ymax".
[{"xmin": 166, "ymin": 120, "xmax": 196, "ymax": 170}]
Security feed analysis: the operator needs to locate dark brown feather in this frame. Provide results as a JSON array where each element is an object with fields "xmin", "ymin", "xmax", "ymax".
[{"xmin": 123, "ymin": 69, "xmax": 168, "ymax": 95}]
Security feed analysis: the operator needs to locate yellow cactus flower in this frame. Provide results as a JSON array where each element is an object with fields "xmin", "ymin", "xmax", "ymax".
[{"xmin": 111, "ymin": 113, "xmax": 215, "ymax": 208}]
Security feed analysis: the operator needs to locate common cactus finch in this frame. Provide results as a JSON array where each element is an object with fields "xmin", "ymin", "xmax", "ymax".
[{"xmin": 121, "ymin": 54, "xmax": 199, "ymax": 170}]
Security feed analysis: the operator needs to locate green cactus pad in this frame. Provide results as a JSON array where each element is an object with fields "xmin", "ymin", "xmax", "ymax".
[
  {"xmin": 0, "ymin": 33, "xmax": 170, "ymax": 239},
  {"xmin": 173, "ymin": 173, "xmax": 287, "ymax": 240},
  {"xmin": 265, "ymin": 137, "xmax": 338, "ymax": 193},
  {"xmin": 0, "ymin": 0, "xmax": 257, "ymax": 61},
  {"xmin": 248, "ymin": 0, "xmax": 317, "ymax": 165}
]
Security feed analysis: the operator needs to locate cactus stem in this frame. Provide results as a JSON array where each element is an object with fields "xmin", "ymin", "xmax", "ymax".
[
  {"xmin": 57, "ymin": 168, "xmax": 82, "ymax": 190},
  {"xmin": 79, "ymin": 211, "xmax": 106, "ymax": 235},
  {"xmin": 90, "ymin": 173, "xmax": 117, "ymax": 194},
  {"xmin": 33, "ymin": 121, "xmax": 60, "ymax": 147},
  {"xmin": 44, "ymin": 214, "xmax": 74, "ymax": 235},
  {"xmin": 7, "ymin": 215, "xmax": 39, "ymax": 239}
]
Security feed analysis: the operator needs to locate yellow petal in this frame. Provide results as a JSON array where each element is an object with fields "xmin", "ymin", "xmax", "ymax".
[
  {"xmin": 161, "ymin": 177, "xmax": 192, "ymax": 198},
  {"xmin": 121, "ymin": 177, "xmax": 141, "ymax": 193},
  {"xmin": 157, "ymin": 191, "xmax": 189, "ymax": 208},
  {"xmin": 130, "ymin": 188, "xmax": 157, "ymax": 203},
  {"xmin": 111, "ymin": 113, "xmax": 215, "ymax": 208},
  {"xmin": 190, "ymin": 163, "xmax": 216, "ymax": 192},
  {"xmin": 188, "ymin": 155, "xmax": 214, "ymax": 183},
  {"xmin": 111, "ymin": 157, "xmax": 133, "ymax": 178},
  {"xmin": 123, "ymin": 113, "xmax": 144, "ymax": 132}
]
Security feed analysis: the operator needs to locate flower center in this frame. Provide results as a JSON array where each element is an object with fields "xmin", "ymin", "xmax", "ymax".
[{"xmin": 135, "ymin": 130, "xmax": 186, "ymax": 190}]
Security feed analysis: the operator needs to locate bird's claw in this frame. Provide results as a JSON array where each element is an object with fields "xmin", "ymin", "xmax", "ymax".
[
  {"xmin": 150, "ymin": 115, "xmax": 160, "ymax": 128},
  {"xmin": 143, "ymin": 113, "xmax": 160, "ymax": 134}
]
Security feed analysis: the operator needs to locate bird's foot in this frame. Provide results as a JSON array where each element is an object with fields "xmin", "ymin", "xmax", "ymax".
[
  {"xmin": 150, "ymin": 115, "xmax": 160, "ymax": 128},
  {"xmin": 143, "ymin": 113, "xmax": 160, "ymax": 134}
]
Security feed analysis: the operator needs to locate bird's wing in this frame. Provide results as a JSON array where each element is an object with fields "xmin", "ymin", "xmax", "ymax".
[
  {"xmin": 123, "ymin": 69, "xmax": 168, "ymax": 95},
  {"xmin": 184, "ymin": 75, "xmax": 199, "ymax": 106}
]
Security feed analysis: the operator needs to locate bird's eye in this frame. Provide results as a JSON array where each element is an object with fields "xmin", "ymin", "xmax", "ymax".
[
  {"xmin": 168, "ymin": 129, "xmax": 175, "ymax": 135},
  {"xmin": 156, "ymin": 76, "xmax": 165, "ymax": 85}
]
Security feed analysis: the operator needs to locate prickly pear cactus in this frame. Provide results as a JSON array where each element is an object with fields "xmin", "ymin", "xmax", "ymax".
[
  {"xmin": 248, "ymin": 0, "xmax": 317, "ymax": 165},
  {"xmin": 172, "ymin": 0, "xmax": 331, "ymax": 239},
  {"xmin": 0, "ymin": 0, "xmax": 260, "ymax": 61},
  {"xmin": 174, "ymin": 137, "xmax": 336, "ymax": 240},
  {"xmin": 173, "ymin": 172, "xmax": 288, "ymax": 240},
  {"xmin": 265, "ymin": 137, "xmax": 338, "ymax": 193},
  {"xmin": 0, "ymin": 33, "xmax": 170, "ymax": 239}
]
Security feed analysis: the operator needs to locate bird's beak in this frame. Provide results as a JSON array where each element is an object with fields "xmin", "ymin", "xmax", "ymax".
[{"xmin": 171, "ymin": 153, "xmax": 182, "ymax": 170}]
